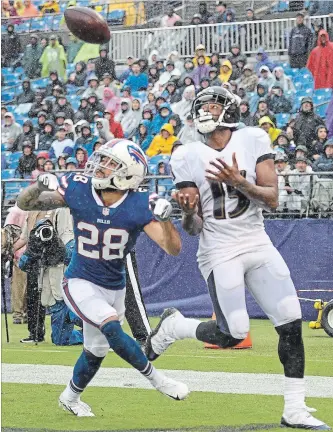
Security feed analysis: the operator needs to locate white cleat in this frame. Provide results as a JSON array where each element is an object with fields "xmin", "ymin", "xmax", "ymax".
[
  {"xmin": 281, "ymin": 410, "xmax": 331, "ymax": 430},
  {"xmin": 152, "ymin": 375, "xmax": 189, "ymax": 401},
  {"xmin": 145, "ymin": 308, "xmax": 183, "ymax": 361},
  {"xmin": 59, "ymin": 392, "xmax": 95, "ymax": 417}
]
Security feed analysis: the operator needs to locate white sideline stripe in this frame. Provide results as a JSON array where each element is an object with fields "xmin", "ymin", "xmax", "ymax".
[{"xmin": 2, "ymin": 364, "xmax": 333, "ymax": 398}]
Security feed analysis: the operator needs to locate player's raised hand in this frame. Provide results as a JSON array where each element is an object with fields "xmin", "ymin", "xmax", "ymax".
[
  {"xmin": 37, "ymin": 173, "xmax": 60, "ymax": 191},
  {"xmin": 172, "ymin": 191, "xmax": 199, "ymax": 216},
  {"xmin": 151, "ymin": 198, "xmax": 173, "ymax": 222},
  {"xmin": 205, "ymin": 152, "xmax": 244, "ymax": 187}
]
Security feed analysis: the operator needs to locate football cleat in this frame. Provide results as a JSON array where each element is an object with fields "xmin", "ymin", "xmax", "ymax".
[
  {"xmin": 59, "ymin": 392, "xmax": 95, "ymax": 417},
  {"xmin": 281, "ymin": 410, "xmax": 331, "ymax": 430},
  {"xmin": 145, "ymin": 308, "xmax": 182, "ymax": 361},
  {"xmin": 151, "ymin": 375, "xmax": 189, "ymax": 401}
]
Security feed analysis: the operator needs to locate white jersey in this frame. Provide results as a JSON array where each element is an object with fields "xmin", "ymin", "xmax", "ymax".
[{"xmin": 170, "ymin": 127, "xmax": 275, "ymax": 280}]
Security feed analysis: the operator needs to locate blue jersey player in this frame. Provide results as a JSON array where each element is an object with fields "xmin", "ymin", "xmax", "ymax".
[{"xmin": 17, "ymin": 139, "xmax": 189, "ymax": 417}]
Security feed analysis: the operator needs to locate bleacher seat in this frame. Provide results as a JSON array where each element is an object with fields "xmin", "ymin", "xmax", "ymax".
[
  {"xmin": 275, "ymin": 113, "xmax": 290, "ymax": 129},
  {"xmin": 5, "ymin": 105, "xmax": 15, "ymax": 113},
  {"xmin": 32, "ymin": 77, "xmax": 49, "ymax": 89},
  {"xmin": 107, "ymin": 9, "xmax": 126, "ymax": 25},
  {"xmin": 295, "ymin": 89, "xmax": 313, "ymax": 98},
  {"xmin": 1, "ymin": 169, "xmax": 16, "ymax": 179},
  {"xmin": 313, "ymin": 94, "xmax": 331, "ymax": 105},
  {"xmin": 315, "ymin": 104, "xmax": 328, "ymax": 119},
  {"xmin": 148, "ymin": 155, "xmax": 170, "ymax": 165},
  {"xmin": 2, "ymin": 93, "xmax": 15, "ymax": 103},
  {"xmin": 71, "ymin": 99, "xmax": 80, "ymax": 110},
  {"xmin": 313, "ymin": 88, "xmax": 332, "ymax": 98}
]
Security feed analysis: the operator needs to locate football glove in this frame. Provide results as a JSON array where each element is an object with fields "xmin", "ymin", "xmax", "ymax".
[
  {"xmin": 37, "ymin": 173, "xmax": 59, "ymax": 191},
  {"xmin": 151, "ymin": 198, "xmax": 173, "ymax": 222}
]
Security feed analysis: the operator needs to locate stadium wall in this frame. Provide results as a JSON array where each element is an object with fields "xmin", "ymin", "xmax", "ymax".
[{"xmin": 136, "ymin": 219, "xmax": 333, "ymax": 321}]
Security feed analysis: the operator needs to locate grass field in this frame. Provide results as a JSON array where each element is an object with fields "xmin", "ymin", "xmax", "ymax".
[{"xmin": 2, "ymin": 315, "xmax": 333, "ymax": 432}]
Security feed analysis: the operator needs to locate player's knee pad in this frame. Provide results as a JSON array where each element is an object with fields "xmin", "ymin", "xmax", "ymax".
[
  {"xmin": 196, "ymin": 320, "xmax": 243, "ymax": 348},
  {"xmin": 276, "ymin": 295, "xmax": 302, "ymax": 325},
  {"xmin": 227, "ymin": 309, "xmax": 249, "ymax": 340}
]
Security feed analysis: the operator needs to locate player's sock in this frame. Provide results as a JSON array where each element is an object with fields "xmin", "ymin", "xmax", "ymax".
[
  {"xmin": 100, "ymin": 320, "xmax": 150, "ymax": 372},
  {"xmin": 63, "ymin": 350, "xmax": 104, "ymax": 401},
  {"xmin": 174, "ymin": 317, "xmax": 201, "ymax": 339},
  {"xmin": 283, "ymin": 377, "xmax": 306, "ymax": 415}
]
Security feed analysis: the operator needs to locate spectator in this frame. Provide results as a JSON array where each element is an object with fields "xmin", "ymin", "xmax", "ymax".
[
  {"xmin": 74, "ymin": 122, "xmax": 97, "ymax": 156},
  {"xmin": 249, "ymin": 84, "xmax": 268, "ymax": 114},
  {"xmin": 37, "ymin": 120, "xmax": 55, "ymax": 151},
  {"xmin": 252, "ymin": 99, "xmax": 274, "ymax": 125},
  {"xmin": 104, "ymin": 111, "xmax": 124, "ymax": 139},
  {"xmin": 213, "ymin": 1, "xmax": 227, "ymax": 23},
  {"xmin": 167, "ymin": 51, "xmax": 184, "ymax": 74},
  {"xmin": 288, "ymin": 12, "xmax": 313, "ymax": 69},
  {"xmin": 133, "ymin": 120, "xmax": 153, "ymax": 153},
  {"xmin": 307, "ymin": 29, "xmax": 333, "ymax": 89},
  {"xmin": 35, "ymin": 111, "xmax": 47, "ymax": 133},
  {"xmin": 2, "ymin": 0, "xmax": 19, "ymax": 20},
  {"xmin": 63, "ymin": 119, "xmax": 75, "ymax": 141},
  {"xmin": 94, "ymin": 46, "xmax": 116, "ymax": 81},
  {"xmin": 56, "ymin": 153, "xmax": 67, "ymax": 171},
  {"xmin": 268, "ymin": 86, "xmax": 293, "ymax": 114},
  {"xmin": 209, "ymin": 53, "xmax": 221, "ymax": 69},
  {"xmin": 27, "ymin": 90, "xmax": 44, "ymax": 118},
  {"xmin": 274, "ymin": 153, "xmax": 292, "ymax": 212},
  {"xmin": 171, "ymin": 85, "xmax": 196, "ymax": 122},
  {"xmin": 142, "ymin": 107, "xmax": 154, "ymax": 122},
  {"xmin": 13, "ymin": 120, "xmax": 36, "ymax": 152},
  {"xmin": 310, "ymin": 125, "xmax": 329, "ymax": 160},
  {"xmin": 40, "ymin": 35, "xmax": 67, "ymax": 81},
  {"xmin": 65, "ymin": 157, "xmax": 78, "ymax": 171},
  {"xmin": 239, "ymin": 101, "xmax": 254, "ymax": 126},
  {"xmin": 66, "ymin": 34, "xmax": 84, "ymax": 64},
  {"xmin": 198, "ymin": 77, "xmax": 211, "ymax": 92},
  {"xmin": 114, "ymin": 99, "xmax": 137, "ymax": 138},
  {"xmin": 83, "ymin": 60, "xmax": 96, "ymax": 87},
  {"xmin": 15, "ymin": 79, "xmax": 35, "ymax": 105},
  {"xmin": 150, "ymin": 103, "xmax": 172, "ymax": 136},
  {"xmin": 97, "ymin": 73, "xmax": 119, "ymax": 100},
  {"xmin": 102, "ymin": 88, "xmax": 121, "ymax": 117},
  {"xmin": 192, "ymin": 56, "xmax": 211, "ymax": 87},
  {"xmin": 209, "ymin": 67, "xmax": 222, "ymax": 86},
  {"xmin": 309, "ymin": 1, "xmax": 333, "ymax": 16},
  {"xmin": 95, "ymin": 118, "xmax": 114, "ymax": 142},
  {"xmin": 271, "ymin": 67, "xmax": 295, "ymax": 92},
  {"xmin": 15, "ymin": 141, "xmax": 37, "ymax": 178},
  {"xmin": 2, "ymin": 24, "xmax": 21, "ymax": 67},
  {"xmin": 1, "ymin": 113, "xmax": 22, "ymax": 149},
  {"xmin": 154, "ymin": 61, "xmax": 181, "ymax": 91},
  {"xmin": 121, "ymin": 86, "xmax": 133, "ymax": 101},
  {"xmin": 123, "ymin": 62, "xmax": 148, "ymax": 92},
  {"xmin": 87, "ymin": 94, "xmax": 104, "ymax": 122},
  {"xmin": 40, "ymin": 0, "xmax": 59, "ymax": 14},
  {"xmin": 245, "ymin": 7, "xmax": 256, "ymax": 21},
  {"xmin": 45, "ymin": 72, "xmax": 64, "ymax": 97},
  {"xmin": 130, "ymin": 99, "xmax": 143, "ymax": 136},
  {"xmin": 311, "ymin": 18, "xmax": 324, "ymax": 50},
  {"xmin": 21, "ymin": 0, "xmax": 39, "ymax": 16},
  {"xmin": 227, "ymin": 45, "xmax": 247, "ymax": 68},
  {"xmin": 259, "ymin": 116, "xmax": 282, "ymax": 144},
  {"xmin": 41, "ymin": 99, "xmax": 54, "ymax": 119},
  {"xmin": 161, "ymin": 82, "xmax": 182, "ymax": 104},
  {"xmin": 169, "ymin": 114, "xmax": 183, "ymax": 136},
  {"xmin": 193, "ymin": 45, "xmax": 211, "ymax": 66},
  {"xmin": 49, "ymin": 126, "xmax": 74, "ymax": 159},
  {"xmin": 288, "ymin": 156, "xmax": 312, "ymax": 213},
  {"xmin": 74, "ymin": 146, "xmax": 88, "ymax": 169},
  {"xmin": 258, "ymin": 66, "xmax": 275, "ymax": 89},
  {"xmin": 273, "ymin": 132, "xmax": 294, "ymax": 159},
  {"xmin": 161, "ymin": 6, "xmax": 181, "ymax": 27},
  {"xmin": 43, "ymin": 159, "xmax": 55, "ymax": 171},
  {"xmin": 31, "ymin": 151, "xmax": 49, "ymax": 179},
  {"xmin": 54, "ymin": 112, "xmax": 67, "ymax": 131},
  {"xmin": 294, "ymin": 144, "xmax": 308, "ymax": 161},
  {"xmin": 52, "ymin": 94, "xmax": 74, "ymax": 121},
  {"xmin": 148, "ymin": 50, "xmax": 159, "ymax": 66},
  {"xmin": 294, "ymin": 97, "xmax": 325, "ymax": 145},
  {"xmin": 218, "ymin": 59, "xmax": 232, "ymax": 83},
  {"xmin": 21, "ymin": 34, "xmax": 43, "ymax": 79},
  {"xmin": 71, "ymin": 61, "xmax": 86, "ymax": 87},
  {"xmin": 148, "ymin": 65, "xmax": 160, "ymax": 86},
  {"xmin": 40, "ymin": 36, "xmax": 49, "ymax": 51},
  {"xmin": 255, "ymin": 48, "xmax": 276, "ymax": 74},
  {"xmin": 146, "ymin": 123, "xmax": 178, "ymax": 157},
  {"xmin": 178, "ymin": 113, "xmax": 196, "ymax": 144},
  {"xmin": 82, "ymin": 75, "xmax": 99, "ymax": 98},
  {"xmin": 230, "ymin": 58, "xmax": 246, "ymax": 81},
  {"xmin": 238, "ymin": 64, "xmax": 258, "ymax": 92},
  {"xmin": 312, "ymin": 139, "xmax": 333, "ymax": 177},
  {"xmin": 1, "ymin": 106, "xmax": 8, "ymax": 127},
  {"xmin": 119, "ymin": 55, "xmax": 135, "ymax": 82},
  {"xmin": 73, "ymin": 97, "xmax": 90, "ymax": 123},
  {"xmin": 198, "ymin": 2, "xmax": 212, "ymax": 24}
]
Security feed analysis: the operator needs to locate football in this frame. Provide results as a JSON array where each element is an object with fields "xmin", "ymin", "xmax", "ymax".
[{"xmin": 64, "ymin": 6, "xmax": 111, "ymax": 44}]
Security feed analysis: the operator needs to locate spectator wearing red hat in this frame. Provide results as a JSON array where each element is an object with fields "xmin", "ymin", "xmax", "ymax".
[{"xmin": 31, "ymin": 151, "xmax": 49, "ymax": 179}]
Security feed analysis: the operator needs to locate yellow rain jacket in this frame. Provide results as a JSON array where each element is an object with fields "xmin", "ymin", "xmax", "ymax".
[
  {"xmin": 258, "ymin": 116, "xmax": 282, "ymax": 145},
  {"xmin": 40, "ymin": 39, "xmax": 67, "ymax": 80},
  {"xmin": 146, "ymin": 124, "xmax": 178, "ymax": 157},
  {"xmin": 219, "ymin": 59, "xmax": 232, "ymax": 83}
]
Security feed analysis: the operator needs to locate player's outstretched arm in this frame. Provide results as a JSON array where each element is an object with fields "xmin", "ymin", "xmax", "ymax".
[
  {"xmin": 17, "ymin": 174, "xmax": 67, "ymax": 211},
  {"xmin": 144, "ymin": 198, "xmax": 182, "ymax": 256},
  {"xmin": 172, "ymin": 188, "xmax": 203, "ymax": 236}
]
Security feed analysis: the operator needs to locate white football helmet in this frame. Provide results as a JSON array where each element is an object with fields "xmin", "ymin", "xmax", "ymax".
[{"xmin": 84, "ymin": 139, "xmax": 148, "ymax": 190}]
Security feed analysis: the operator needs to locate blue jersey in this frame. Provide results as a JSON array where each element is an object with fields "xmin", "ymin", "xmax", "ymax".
[{"xmin": 58, "ymin": 173, "xmax": 154, "ymax": 290}]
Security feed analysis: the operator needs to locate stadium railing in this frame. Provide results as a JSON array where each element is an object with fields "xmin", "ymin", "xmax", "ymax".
[{"xmin": 2, "ymin": 172, "xmax": 333, "ymax": 222}]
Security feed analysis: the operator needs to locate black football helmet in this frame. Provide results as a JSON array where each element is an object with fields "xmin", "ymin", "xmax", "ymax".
[{"xmin": 191, "ymin": 86, "xmax": 241, "ymax": 134}]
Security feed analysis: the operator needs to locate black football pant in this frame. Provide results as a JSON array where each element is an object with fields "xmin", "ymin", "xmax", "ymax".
[
  {"xmin": 125, "ymin": 250, "xmax": 151, "ymax": 343},
  {"xmin": 27, "ymin": 269, "xmax": 45, "ymax": 340}
]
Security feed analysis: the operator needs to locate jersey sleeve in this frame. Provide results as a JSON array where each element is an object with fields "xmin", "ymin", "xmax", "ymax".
[
  {"xmin": 254, "ymin": 129, "xmax": 275, "ymax": 164},
  {"xmin": 170, "ymin": 145, "xmax": 196, "ymax": 189},
  {"xmin": 57, "ymin": 173, "xmax": 81, "ymax": 209}
]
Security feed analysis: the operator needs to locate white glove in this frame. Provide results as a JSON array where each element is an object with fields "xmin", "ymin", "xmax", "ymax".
[
  {"xmin": 151, "ymin": 198, "xmax": 173, "ymax": 222},
  {"xmin": 37, "ymin": 173, "xmax": 59, "ymax": 191}
]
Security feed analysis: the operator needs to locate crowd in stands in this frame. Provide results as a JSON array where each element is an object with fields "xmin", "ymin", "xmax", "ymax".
[{"xmin": 1, "ymin": 6, "xmax": 333, "ymax": 214}]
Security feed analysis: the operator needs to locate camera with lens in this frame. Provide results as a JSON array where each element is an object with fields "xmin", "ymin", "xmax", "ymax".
[{"xmin": 35, "ymin": 223, "xmax": 54, "ymax": 242}]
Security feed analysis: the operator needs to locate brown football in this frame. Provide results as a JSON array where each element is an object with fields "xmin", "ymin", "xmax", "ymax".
[{"xmin": 64, "ymin": 6, "xmax": 111, "ymax": 44}]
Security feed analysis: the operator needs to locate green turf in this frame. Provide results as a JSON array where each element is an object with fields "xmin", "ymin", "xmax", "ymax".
[
  {"xmin": 2, "ymin": 383, "xmax": 333, "ymax": 431},
  {"xmin": 2, "ymin": 316, "xmax": 333, "ymax": 376}
]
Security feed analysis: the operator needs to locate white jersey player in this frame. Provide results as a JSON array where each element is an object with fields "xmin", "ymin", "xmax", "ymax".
[{"xmin": 145, "ymin": 87, "xmax": 330, "ymax": 430}]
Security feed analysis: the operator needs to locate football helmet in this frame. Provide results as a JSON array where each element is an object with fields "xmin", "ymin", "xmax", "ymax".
[
  {"xmin": 84, "ymin": 139, "xmax": 148, "ymax": 190},
  {"xmin": 191, "ymin": 86, "xmax": 241, "ymax": 134}
]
